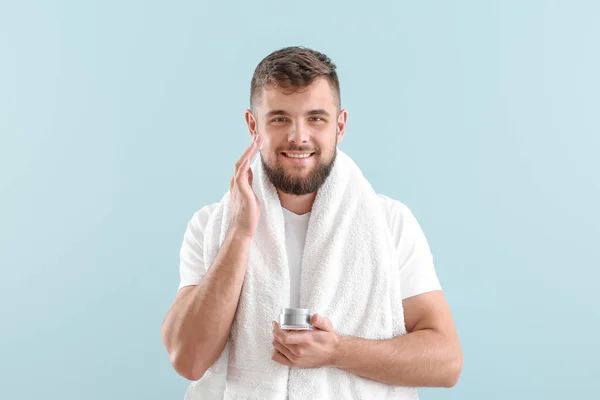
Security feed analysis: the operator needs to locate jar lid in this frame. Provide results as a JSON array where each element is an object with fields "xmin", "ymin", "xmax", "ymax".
[{"xmin": 281, "ymin": 308, "xmax": 310, "ymax": 314}]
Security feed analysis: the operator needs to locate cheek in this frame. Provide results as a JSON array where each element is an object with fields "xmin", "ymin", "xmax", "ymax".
[
  {"xmin": 257, "ymin": 133, "xmax": 273, "ymax": 149},
  {"xmin": 259, "ymin": 142, "xmax": 280, "ymax": 164},
  {"xmin": 317, "ymin": 141, "xmax": 334, "ymax": 154},
  {"xmin": 265, "ymin": 138, "xmax": 285, "ymax": 156}
]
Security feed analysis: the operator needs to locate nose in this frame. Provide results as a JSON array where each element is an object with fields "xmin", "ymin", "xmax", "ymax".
[{"xmin": 287, "ymin": 121, "xmax": 310, "ymax": 144}]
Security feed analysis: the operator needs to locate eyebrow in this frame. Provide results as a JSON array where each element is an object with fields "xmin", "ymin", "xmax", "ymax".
[
  {"xmin": 265, "ymin": 110, "xmax": 291, "ymax": 118},
  {"xmin": 306, "ymin": 109, "xmax": 331, "ymax": 117},
  {"xmin": 264, "ymin": 109, "xmax": 331, "ymax": 118}
]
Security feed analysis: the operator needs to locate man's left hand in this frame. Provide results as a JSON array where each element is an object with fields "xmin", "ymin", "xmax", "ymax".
[{"xmin": 271, "ymin": 314, "xmax": 340, "ymax": 368}]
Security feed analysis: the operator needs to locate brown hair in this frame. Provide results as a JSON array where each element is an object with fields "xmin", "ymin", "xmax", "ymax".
[{"xmin": 250, "ymin": 46, "xmax": 340, "ymax": 111}]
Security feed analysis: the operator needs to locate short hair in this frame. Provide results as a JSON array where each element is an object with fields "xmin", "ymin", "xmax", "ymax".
[{"xmin": 250, "ymin": 46, "xmax": 340, "ymax": 111}]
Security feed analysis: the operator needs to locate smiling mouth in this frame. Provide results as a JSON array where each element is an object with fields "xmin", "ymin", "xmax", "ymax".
[{"xmin": 281, "ymin": 152, "xmax": 315, "ymax": 159}]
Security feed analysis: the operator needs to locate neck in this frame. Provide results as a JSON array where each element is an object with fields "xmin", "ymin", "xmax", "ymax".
[{"xmin": 277, "ymin": 189, "xmax": 317, "ymax": 215}]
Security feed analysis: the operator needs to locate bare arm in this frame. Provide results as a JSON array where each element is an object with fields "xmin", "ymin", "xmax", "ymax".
[
  {"xmin": 161, "ymin": 231, "xmax": 252, "ymax": 380},
  {"xmin": 161, "ymin": 134, "xmax": 263, "ymax": 381},
  {"xmin": 331, "ymin": 290, "xmax": 463, "ymax": 387}
]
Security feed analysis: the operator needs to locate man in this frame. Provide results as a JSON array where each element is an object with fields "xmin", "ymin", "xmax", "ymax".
[{"xmin": 161, "ymin": 46, "xmax": 462, "ymax": 399}]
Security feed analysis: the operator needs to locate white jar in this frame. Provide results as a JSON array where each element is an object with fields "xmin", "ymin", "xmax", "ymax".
[{"xmin": 279, "ymin": 308, "xmax": 314, "ymax": 330}]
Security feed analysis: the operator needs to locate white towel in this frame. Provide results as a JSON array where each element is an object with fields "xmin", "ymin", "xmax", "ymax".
[{"xmin": 184, "ymin": 148, "xmax": 418, "ymax": 400}]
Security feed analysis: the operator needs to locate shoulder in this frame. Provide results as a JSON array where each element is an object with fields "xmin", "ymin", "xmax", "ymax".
[
  {"xmin": 376, "ymin": 193, "xmax": 429, "ymax": 247},
  {"xmin": 197, "ymin": 202, "xmax": 220, "ymax": 221},
  {"xmin": 376, "ymin": 195, "xmax": 441, "ymax": 297},
  {"xmin": 376, "ymin": 193, "xmax": 417, "ymax": 230},
  {"xmin": 187, "ymin": 202, "xmax": 220, "ymax": 235}
]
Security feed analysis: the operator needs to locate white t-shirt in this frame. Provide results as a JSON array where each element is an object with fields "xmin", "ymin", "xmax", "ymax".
[
  {"xmin": 281, "ymin": 207, "xmax": 311, "ymax": 308},
  {"xmin": 177, "ymin": 194, "xmax": 442, "ymax": 301}
]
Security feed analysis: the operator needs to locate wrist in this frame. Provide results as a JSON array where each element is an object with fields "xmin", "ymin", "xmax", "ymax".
[
  {"xmin": 330, "ymin": 334, "xmax": 350, "ymax": 369},
  {"xmin": 226, "ymin": 227, "xmax": 254, "ymax": 243}
]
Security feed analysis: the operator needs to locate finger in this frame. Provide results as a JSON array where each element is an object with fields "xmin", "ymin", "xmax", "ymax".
[
  {"xmin": 240, "ymin": 134, "xmax": 262, "ymax": 167},
  {"xmin": 234, "ymin": 135, "xmax": 263, "ymax": 185},
  {"xmin": 250, "ymin": 134, "xmax": 263, "ymax": 159},
  {"xmin": 273, "ymin": 336, "xmax": 302, "ymax": 357},
  {"xmin": 311, "ymin": 314, "xmax": 333, "ymax": 332},
  {"xmin": 234, "ymin": 148, "xmax": 254, "ymax": 178},
  {"xmin": 235, "ymin": 157, "xmax": 251, "ymax": 186},
  {"xmin": 234, "ymin": 139, "xmax": 257, "ymax": 173},
  {"xmin": 273, "ymin": 321, "xmax": 309, "ymax": 345},
  {"xmin": 272, "ymin": 349, "xmax": 292, "ymax": 366},
  {"xmin": 272, "ymin": 321, "xmax": 288, "ymax": 342},
  {"xmin": 272, "ymin": 342, "xmax": 296, "ymax": 364},
  {"xmin": 247, "ymin": 165, "xmax": 253, "ymax": 188},
  {"xmin": 240, "ymin": 136, "xmax": 262, "ymax": 176},
  {"xmin": 274, "ymin": 330, "xmax": 308, "ymax": 346}
]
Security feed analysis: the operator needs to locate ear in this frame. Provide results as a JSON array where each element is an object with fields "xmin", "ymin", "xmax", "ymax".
[
  {"xmin": 336, "ymin": 109, "xmax": 348, "ymax": 145},
  {"xmin": 245, "ymin": 109, "xmax": 258, "ymax": 140}
]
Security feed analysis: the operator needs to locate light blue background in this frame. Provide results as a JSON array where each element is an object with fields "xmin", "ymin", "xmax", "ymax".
[{"xmin": 1, "ymin": 1, "xmax": 598, "ymax": 399}]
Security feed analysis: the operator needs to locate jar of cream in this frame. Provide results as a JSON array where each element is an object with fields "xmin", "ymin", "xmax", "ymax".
[{"xmin": 279, "ymin": 308, "xmax": 314, "ymax": 330}]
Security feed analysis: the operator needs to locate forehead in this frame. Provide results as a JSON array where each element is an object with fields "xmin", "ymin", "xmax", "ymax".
[{"xmin": 258, "ymin": 78, "xmax": 338, "ymax": 114}]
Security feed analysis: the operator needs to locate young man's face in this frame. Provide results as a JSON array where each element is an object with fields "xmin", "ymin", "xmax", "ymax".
[{"xmin": 246, "ymin": 78, "xmax": 347, "ymax": 195}]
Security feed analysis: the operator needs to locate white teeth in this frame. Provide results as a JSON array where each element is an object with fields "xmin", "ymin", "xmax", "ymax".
[{"xmin": 285, "ymin": 153, "xmax": 312, "ymax": 159}]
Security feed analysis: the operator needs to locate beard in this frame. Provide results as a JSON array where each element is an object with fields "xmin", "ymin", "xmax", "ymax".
[{"xmin": 260, "ymin": 143, "xmax": 337, "ymax": 196}]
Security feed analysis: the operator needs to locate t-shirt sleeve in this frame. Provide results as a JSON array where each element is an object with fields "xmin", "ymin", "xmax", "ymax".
[
  {"xmin": 177, "ymin": 205, "xmax": 214, "ymax": 290},
  {"xmin": 389, "ymin": 199, "xmax": 442, "ymax": 299}
]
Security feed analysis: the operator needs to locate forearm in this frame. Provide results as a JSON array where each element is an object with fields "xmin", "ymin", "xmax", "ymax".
[
  {"xmin": 331, "ymin": 328, "xmax": 462, "ymax": 388},
  {"xmin": 162, "ymin": 230, "xmax": 252, "ymax": 380}
]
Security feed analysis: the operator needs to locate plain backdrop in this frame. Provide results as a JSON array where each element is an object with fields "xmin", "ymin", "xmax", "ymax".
[{"xmin": 1, "ymin": 1, "xmax": 599, "ymax": 399}]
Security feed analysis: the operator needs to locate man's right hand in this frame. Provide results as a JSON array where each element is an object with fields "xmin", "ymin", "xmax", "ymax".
[
  {"xmin": 228, "ymin": 134, "xmax": 264, "ymax": 239},
  {"xmin": 162, "ymin": 136, "xmax": 264, "ymax": 380}
]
